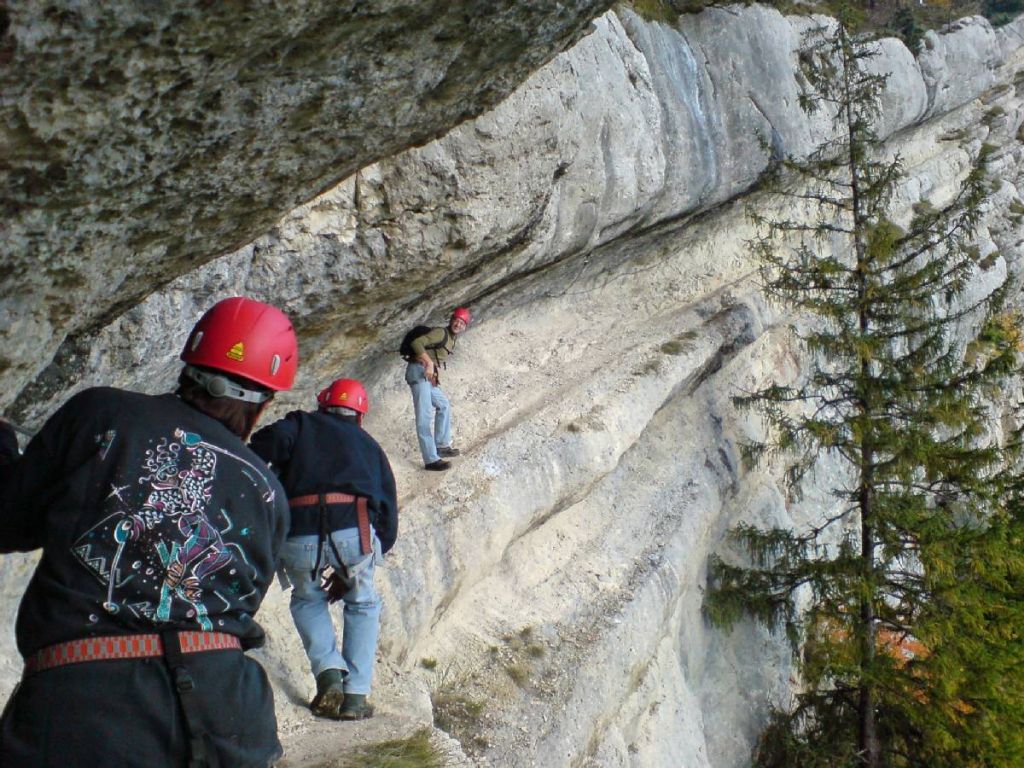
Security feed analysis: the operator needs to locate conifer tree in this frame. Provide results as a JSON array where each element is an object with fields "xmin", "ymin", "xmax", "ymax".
[{"xmin": 705, "ymin": 16, "xmax": 1024, "ymax": 768}]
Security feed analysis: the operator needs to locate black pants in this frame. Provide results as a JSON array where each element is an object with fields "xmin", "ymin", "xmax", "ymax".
[{"xmin": 0, "ymin": 651, "xmax": 281, "ymax": 767}]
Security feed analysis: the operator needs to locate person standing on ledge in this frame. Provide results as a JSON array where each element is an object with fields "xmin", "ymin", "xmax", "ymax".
[
  {"xmin": 249, "ymin": 378, "xmax": 397, "ymax": 721},
  {"xmin": 400, "ymin": 306, "xmax": 471, "ymax": 471},
  {"xmin": 0, "ymin": 296, "xmax": 298, "ymax": 768}
]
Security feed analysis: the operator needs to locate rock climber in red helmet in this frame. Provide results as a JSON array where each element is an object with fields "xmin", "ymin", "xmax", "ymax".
[
  {"xmin": 0, "ymin": 296, "xmax": 297, "ymax": 768},
  {"xmin": 250, "ymin": 377, "xmax": 397, "ymax": 721},
  {"xmin": 400, "ymin": 306, "xmax": 472, "ymax": 471}
]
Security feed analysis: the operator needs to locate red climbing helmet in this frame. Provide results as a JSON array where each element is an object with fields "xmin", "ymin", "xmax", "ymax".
[
  {"xmin": 451, "ymin": 306, "xmax": 472, "ymax": 325},
  {"xmin": 181, "ymin": 297, "xmax": 298, "ymax": 391},
  {"xmin": 317, "ymin": 378, "xmax": 369, "ymax": 414}
]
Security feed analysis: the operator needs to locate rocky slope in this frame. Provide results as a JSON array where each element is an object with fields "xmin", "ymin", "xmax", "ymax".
[{"xmin": 2, "ymin": 5, "xmax": 1024, "ymax": 767}]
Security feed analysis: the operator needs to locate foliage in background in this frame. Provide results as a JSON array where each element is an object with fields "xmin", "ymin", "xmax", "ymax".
[
  {"xmin": 619, "ymin": 0, "xmax": 1018, "ymax": 52},
  {"xmin": 983, "ymin": 0, "xmax": 1024, "ymax": 25},
  {"xmin": 705, "ymin": 12, "xmax": 1024, "ymax": 768}
]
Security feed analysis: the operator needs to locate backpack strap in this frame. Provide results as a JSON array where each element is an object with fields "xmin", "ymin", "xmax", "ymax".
[
  {"xmin": 425, "ymin": 328, "xmax": 452, "ymax": 369},
  {"xmin": 434, "ymin": 328, "xmax": 451, "ymax": 351},
  {"xmin": 403, "ymin": 326, "xmax": 442, "ymax": 363}
]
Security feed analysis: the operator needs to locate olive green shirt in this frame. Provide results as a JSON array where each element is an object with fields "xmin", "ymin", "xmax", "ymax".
[{"xmin": 410, "ymin": 327, "xmax": 456, "ymax": 365}]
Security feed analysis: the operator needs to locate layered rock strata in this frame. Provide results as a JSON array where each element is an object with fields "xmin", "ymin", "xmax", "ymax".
[
  {"xmin": 0, "ymin": 0, "xmax": 613, "ymax": 413},
  {"xmin": 2, "ymin": 5, "xmax": 1023, "ymax": 767}
]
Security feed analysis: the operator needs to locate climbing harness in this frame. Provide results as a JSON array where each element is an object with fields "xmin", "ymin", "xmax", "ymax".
[
  {"xmin": 161, "ymin": 630, "xmax": 224, "ymax": 768},
  {"xmin": 287, "ymin": 493, "xmax": 373, "ymax": 588}
]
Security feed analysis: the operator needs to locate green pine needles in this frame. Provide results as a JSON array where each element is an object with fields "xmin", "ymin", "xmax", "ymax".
[{"xmin": 705, "ymin": 16, "xmax": 1024, "ymax": 768}]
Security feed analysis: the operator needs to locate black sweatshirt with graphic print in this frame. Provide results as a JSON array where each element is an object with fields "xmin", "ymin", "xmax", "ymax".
[
  {"xmin": 249, "ymin": 410, "xmax": 398, "ymax": 554},
  {"xmin": 0, "ymin": 387, "xmax": 289, "ymax": 656}
]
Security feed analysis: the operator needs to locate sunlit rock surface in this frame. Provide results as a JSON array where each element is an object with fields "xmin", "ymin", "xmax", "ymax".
[{"xmin": 2, "ymin": 6, "xmax": 1023, "ymax": 766}]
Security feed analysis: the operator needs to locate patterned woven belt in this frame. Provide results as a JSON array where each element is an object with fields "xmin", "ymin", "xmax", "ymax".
[
  {"xmin": 288, "ymin": 492, "xmax": 357, "ymax": 507},
  {"xmin": 24, "ymin": 631, "xmax": 241, "ymax": 675}
]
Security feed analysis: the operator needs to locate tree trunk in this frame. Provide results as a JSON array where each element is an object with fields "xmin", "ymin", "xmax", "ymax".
[
  {"xmin": 859, "ymin": 486, "xmax": 881, "ymax": 768},
  {"xmin": 847, "ymin": 26, "xmax": 882, "ymax": 766}
]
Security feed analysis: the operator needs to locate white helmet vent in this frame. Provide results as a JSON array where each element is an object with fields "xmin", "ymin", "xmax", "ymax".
[
  {"xmin": 191, "ymin": 331, "xmax": 204, "ymax": 351},
  {"xmin": 270, "ymin": 354, "xmax": 281, "ymax": 376}
]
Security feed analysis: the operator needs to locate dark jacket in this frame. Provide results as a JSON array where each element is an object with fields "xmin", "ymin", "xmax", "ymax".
[
  {"xmin": 0, "ymin": 387, "xmax": 288, "ymax": 767},
  {"xmin": 0, "ymin": 421, "xmax": 17, "ymax": 466},
  {"xmin": 249, "ymin": 410, "xmax": 398, "ymax": 554}
]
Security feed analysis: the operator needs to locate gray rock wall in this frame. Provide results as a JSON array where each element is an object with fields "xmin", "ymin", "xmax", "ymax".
[
  {"xmin": 13, "ymin": 8, "xmax": 1024, "ymax": 428},
  {"xmin": 2, "ymin": 6, "xmax": 1024, "ymax": 767},
  {"xmin": 0, "ymin": 0, "xmax": 613, "ymax": 416}
]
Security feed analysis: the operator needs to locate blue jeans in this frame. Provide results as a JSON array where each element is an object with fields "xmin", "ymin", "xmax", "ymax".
[
  {"xmin": 405, "ymin": 361, "xmax": 453, "ymax": 464},
  {"xmin": 280, "ymin": 528, "xmax": 382, "ymax": 695}
]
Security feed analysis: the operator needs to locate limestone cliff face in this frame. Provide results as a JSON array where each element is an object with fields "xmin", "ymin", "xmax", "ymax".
[
  {"xmin": 0, "ymin": 0, "xmax": 613, "ymax": 417},
  {"xmin": 2, "ymin": 5, "xmax": 1023, "ymax": 767}
]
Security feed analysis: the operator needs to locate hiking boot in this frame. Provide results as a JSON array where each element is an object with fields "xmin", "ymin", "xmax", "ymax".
[
  {"xmin": 437, "ymin": 446, "xmax": 461, "ymax": 457},
  {"xmin": 310, "ymin": 669, "xmax": 346, "ymax": 719},
  {"xmin": 338, "ymin": 693, "xmax": 374, "ymax": 720},
  {"xmin": 424, "ymin": 459, "xmax": 451, "ymax": 471}
]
